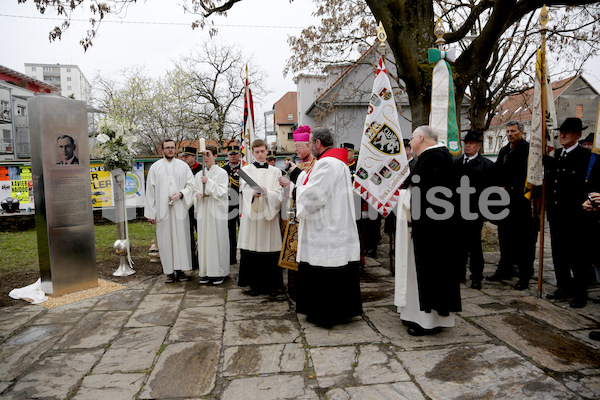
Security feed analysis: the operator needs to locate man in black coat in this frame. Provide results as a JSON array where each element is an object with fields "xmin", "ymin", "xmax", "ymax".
[
  {"xmin": 486, "ymin": 120, "xmax": 538, "ymax": 290},
  {"xmin": 545, "ymin": 117, "xmax": 592, "ymax": 308},
  {"xmin": 400, "ymin": 125, "xmax": 461, "ymax": 336},
  {"xmin": 222, "ymin": 144, "xmax": 241, "ymax": 265},
  {"xmin": 453, "ymin": 131, "xmax": 493, "ymax": 290},
  {"xmin": 181, "ymin": 146, "xmax": 202, "ymax": 270}
]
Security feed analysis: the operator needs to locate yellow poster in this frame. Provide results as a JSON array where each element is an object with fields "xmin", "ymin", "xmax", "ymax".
[
  {"xmin": 11, "ymin": 179, "xmax": 29, "ymax": 203},
  {"xmin": 90, "ymin": 163, "xmax": 113, "ymax": 207}
]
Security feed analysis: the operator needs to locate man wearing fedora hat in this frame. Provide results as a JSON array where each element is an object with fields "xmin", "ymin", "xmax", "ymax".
[
  {"xmin": 545, "ymin": 117, "xmax": 592, "ymax": 308},
  {"xmin": 580, "ymin": 131, "xmax": 594, "ymax": 150},
  {"xmin": 181, "ymin": 146, "xmax": 202, "ymax": 270},
  {"xmin": 454, "ymin": 130, "xmax": 493, "ymax": 290}
]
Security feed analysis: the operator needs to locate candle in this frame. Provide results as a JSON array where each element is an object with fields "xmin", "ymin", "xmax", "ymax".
[{"xmin": 199, "ymin": 138, "xmax": 206, "ymax": 153}]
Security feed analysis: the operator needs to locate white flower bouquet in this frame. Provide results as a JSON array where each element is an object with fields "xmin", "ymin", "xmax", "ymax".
[{"xmin": 96, "ymin": 117, "xmax": 138, "ymax": 171}]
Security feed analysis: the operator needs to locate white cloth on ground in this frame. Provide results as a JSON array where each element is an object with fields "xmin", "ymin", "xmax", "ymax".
[{"xmin": 9, "ymin": 278, "xmax": 47, "ymax": 304}]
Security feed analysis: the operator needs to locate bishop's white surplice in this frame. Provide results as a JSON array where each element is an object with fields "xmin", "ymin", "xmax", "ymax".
[
  {"xmin": 144, "ymin": 158, "xmax": 194, "ymax": 274},
  {"xmin": 193, "ymin": 164, "xmax": 230, "ymax": 278}
]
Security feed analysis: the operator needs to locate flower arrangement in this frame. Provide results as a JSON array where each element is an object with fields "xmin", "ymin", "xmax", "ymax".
[{"xmin": 95, "ymin": 117, "xmax": 138, "ymax": 172}]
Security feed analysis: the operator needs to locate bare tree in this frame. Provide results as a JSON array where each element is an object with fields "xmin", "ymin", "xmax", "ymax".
[{"xmin": 20, "ymin": 0, "xmax": 600, "ymax": 132}]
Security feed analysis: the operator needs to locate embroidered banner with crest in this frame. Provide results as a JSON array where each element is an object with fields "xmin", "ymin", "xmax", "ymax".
[{"xmin": 353, "ymin": 56, "xmax": 410, "ymax": 218}]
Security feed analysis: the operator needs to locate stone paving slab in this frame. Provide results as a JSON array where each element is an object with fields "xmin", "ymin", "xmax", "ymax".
[
  {"xmin": 325, "ymin": 382, "xmax": 426, "ymax": 400},
  {"xmin": 498, "ymin": 296, "xmax": 596, "ymax": 330},
  {"xmin": 398, "ymin": 344, "xmax": 577, "ymax": 399},
  {"xmin": 563, "ymin": 374, "xmax": 600, "ymax": 399},
  {"xmin": 0, "ymin": 323, "xmax": 71, "ymax": 380},
  {"xmin": 226, "ymin": 298, "xmax": 290, "ymax": 321},
  {"xmin": 310, "ymin": 345, "xmax": 356, "ymax": 388},
  {"xmin": 223, "ymin": 343, "xmax": 305, "ymax": 376},
  {"xmin": 28, "ymin": 309, "xmax": 84, "ymax": 325},
  {"xmin": 473, "ymin": 314, "xmax": 600, "ymax": 372},
  {"xmin": 365, "ymin": 307, "xmax": 490, "ymax": 350},
  {"xmin": 221, "ymin": 374, "xmax": 318, "ymax": 400},
  {"xmin": 93, "ymin": 326, "xmax": 169, "ymax": 374},
  {"xmin": 223, "ymin": 318, "xmax": 300, "ymax": 346},
  {"xmin": 168, "ymin": 306, "xmax": 225, "ymax": 342},
  {"xmin": 73, "ymin": 373, "xmax": 146, "ymax": 400},
  {"xmin": 183, "ymin": 291, "xmax": 226, "ymax": 308},
  {"xmin": 458, "ymin": 294, "xmax": 517, "ymax": 317},
  {"xmin": 125, "ymin": 293, "xmax": 184, "ymax": 327},
  {"xmin": 6, "ymin": 349, "xmax": 104, "ymax": 399},
  {"xmin": 354, "ymin": 344, "xmax": 410, "ymax": 385},
  {"xmin": 55, "ymin": 310, "xmax": 131, "ymax": 349},
  {"xmin": 93, "ymin": 289, "xmax": 145, "ymax": 311},
  {"xmin": 147, "ymin": 278, "xmax": 188, "ymax": 294},
  {"xmin": 300, "ymin": 317, "xmax": 382, "ymax": 347},
  {"xmin": 140, "ymin": 341, "xmax": 220, "ymax": 399},
  {"xmin": 0, "ymin": 307, "xmax": 43, "ymax": 341},
  {"xmin": 44, "ymin": 296, "xmax": 100, "ymax": 312}
]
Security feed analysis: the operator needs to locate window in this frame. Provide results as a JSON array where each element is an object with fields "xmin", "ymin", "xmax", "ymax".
[
  {"xmin": 288, "ymin": 132, "xmax": 294, "ymax": 140},
  {"xmin": 43, "ymin": 67, "xmax": 51, "ymax": 72},
  {"xmin": 67, "ymin": 86, "xmax": 72, "ymax": 90},
  {"xmin": 46, "ymin": 77, "xmax": 52, "ymax": 81},
  {"xmin": 31, "ymin": 67, "xmax": 37, "ymax": 72},
  {"xmin": 17, "ymin": 106, "xmax": 26, "ymax": 117},
  {"xmin": 66, "ymin": 68, "xmax": 71, "ymax": 72},
  {"xmin": 67, "ymin": 77, "xmax": 72, "ymax": 82},
  {"xmin": 576, "ymin": 104, "xmax": 583, "ymax": 119},
  {"xmin": 288, "ymin": 114, "xmax": 294, "ymax": 121},
  {"xmin": 3, "ymin": 129, "xmax": 12, "ymax": 148}
]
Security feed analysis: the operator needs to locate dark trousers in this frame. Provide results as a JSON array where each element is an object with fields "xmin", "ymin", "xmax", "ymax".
[
  {"xmin": 228, "ymin": 213, "xmax": 239, "ymax": 265},
  {"xmin": 239, "ymin": 250, "xmax": 283, "ymax": 294},
  {"xmin": 459, "ymin": 219, "xmax": 485, "ymax": 282},
  {"xmin": 548, "ymin": 211, "xmax": 591, "ymax": 298},
  {"xmin": 497, "ymin": 199, "xmax": 537, "ymax": 281},
  {"xmin": 188, "ymin": 209, "xmax": 198, "ymax": 270}
]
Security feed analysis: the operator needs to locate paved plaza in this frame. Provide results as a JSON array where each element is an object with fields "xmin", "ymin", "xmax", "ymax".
[{"xmin": 1, "ymin": 237, "xmax": 599, "ymax": 399}]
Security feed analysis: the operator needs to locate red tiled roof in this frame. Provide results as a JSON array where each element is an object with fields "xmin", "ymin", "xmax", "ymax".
[
  {"xmin": 488, "ymin": 75, "xmax": 579, "ymax": 128},
  {"xmin": 274, "ymin": 92, "xmax": 297, "ymax": 125}
]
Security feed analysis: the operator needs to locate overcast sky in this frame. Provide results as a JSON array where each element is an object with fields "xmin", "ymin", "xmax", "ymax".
[
  {"xmin": 3, "ymin": 1, "xmax": 600, "ymax": 132},
  {"xmin": 1, "ymin": 0, "xmax": 319, "ymax": 132}
]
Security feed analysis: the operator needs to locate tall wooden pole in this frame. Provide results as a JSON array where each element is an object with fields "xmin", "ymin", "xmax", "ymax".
[{"xmin": 537, "ymin": 5, "xmax": 549, "ymax": 298}]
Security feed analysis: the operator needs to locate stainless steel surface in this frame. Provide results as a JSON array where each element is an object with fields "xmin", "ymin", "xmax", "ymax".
[
  {"xmin": 28, "ymin": 95, "xmax": 97, "ymax": 296},
  {"xmin": 111, "ymin": 170, "xmax": 134, "ymax": 276}
]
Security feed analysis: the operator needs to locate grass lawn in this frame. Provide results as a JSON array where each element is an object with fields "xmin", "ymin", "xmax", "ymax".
[{"xmin": 0, "ymin": 221, "xmax": 156, "ymax": 275}]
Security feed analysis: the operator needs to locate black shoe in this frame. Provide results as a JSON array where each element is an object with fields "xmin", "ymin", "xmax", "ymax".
[
  {"xmin": 470, "ymin": 280, "xmax": 482, "ymax": 290},
  {"xmin": 165, "ymin": 273, "xmax": 179, "ymax": 283},
  {"xmin": 175, "ymin": 271, "xmax": 189, "ymax": 282},
  {"xmin": 243, "ymin": 289, "xmax": 260, "ymax": 297},
  {"xmin": 486, "ymin": 271, "xmax": 510, "ymax": 282},
  {"xmin": 407, "ymin": 326, "xmax": 442, "ymax": 336},
  {"xmin": 570, "ymin": 298, "xmax": 587, "ymax": 308},
  {"xmin": 514, "ymin": 280, "xmax": 529, "ymax": 291},
  {"xmin": 546, "ymin": 290, "xmax": 572, "ymax": 300},
  {"xmin": 589, "ymin": 331, "xmax": 600, "ymax": 341}
]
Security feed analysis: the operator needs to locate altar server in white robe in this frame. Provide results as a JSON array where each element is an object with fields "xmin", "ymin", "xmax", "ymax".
[
  {"xmin": 294, "ymin": 127, "xmax": 362, "ymax": 326},
  {"xmin": 194, "ymin": 144, "xmax": 230, "ymax": 285},
  {"xmin": 144, "ymin": 139, "xmax": 195, "ymax": 283},
  {"xmin": 237, "ymin": 139, "xmax": 284, "ymax": 296}
]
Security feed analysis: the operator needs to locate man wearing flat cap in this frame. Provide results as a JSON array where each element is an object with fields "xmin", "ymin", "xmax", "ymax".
[
  {"xmin": 223, "ymin": 144, "xmax": 241, "ymax": 265},
  {"xmin": 545, "ymin": 117, "xmax": 592, "ymax": 308},
  {"xmin": 181, "ymin": 146, "xmax": 202, "ymax": 270},
  {"xmin": 453, "ymin": 131, "xmax": 493, "ymax": 290}
]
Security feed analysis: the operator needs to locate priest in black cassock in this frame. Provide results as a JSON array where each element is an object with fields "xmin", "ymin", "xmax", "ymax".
[{"xmin": 395, "ymin": 125, "xmax": 461, "ymax": 336}]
